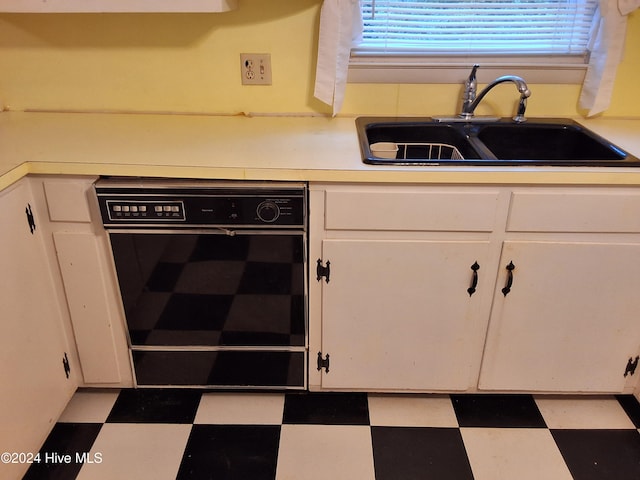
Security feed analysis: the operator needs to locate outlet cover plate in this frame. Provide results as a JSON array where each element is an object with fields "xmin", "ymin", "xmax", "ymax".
[{"xmin": 240, "ymin": 53, "xmax": 272, "ymax": 85}]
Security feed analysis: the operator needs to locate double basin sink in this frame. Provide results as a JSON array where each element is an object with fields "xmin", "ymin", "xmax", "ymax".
[{"xmin": 357, "ymin": 117, "xmax": 639, "ymax": 167}]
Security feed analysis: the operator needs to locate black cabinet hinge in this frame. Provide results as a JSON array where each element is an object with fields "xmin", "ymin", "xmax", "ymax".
[
  {"xmin": 25, "ymin": 203, "xmax": 36, "ymax": 234},
  {"xmin": 62, "ymin": 352, "xmax": 71, "ymax": 379},
  {"xmin": 624, "ymin": 356, "xmax": 639, "ymax": 377},
  {"xmin": 317, "ymin": 352, "xmax": 330, "ymax": 373},
  {"xmin": 316, "ymin": 259, "xmax": 330, "ymax": 283}
]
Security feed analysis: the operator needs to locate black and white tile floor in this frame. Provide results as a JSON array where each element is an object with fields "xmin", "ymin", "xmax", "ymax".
[{"xmin": 23, "ymin": 389, "xmax": 640, "ymax": 479}]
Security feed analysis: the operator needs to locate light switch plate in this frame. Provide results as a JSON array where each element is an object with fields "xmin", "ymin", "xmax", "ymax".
[{"xmin": 240, "ymin": 53, "xmax": 272, "ymax": 85}]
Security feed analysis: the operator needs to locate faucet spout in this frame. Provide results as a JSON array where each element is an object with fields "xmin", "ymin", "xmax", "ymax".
[{"xmin": 459, "ymin": 71, "xmax": 531, "ymax": 122}]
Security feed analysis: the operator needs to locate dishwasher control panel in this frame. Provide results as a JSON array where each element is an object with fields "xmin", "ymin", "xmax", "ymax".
[
  {"xmin": 95, "ymin": 178, "xmax": 306, "ymax": 228},
  {"xmin": 105, "ymin": 200, "xmax": 186, "ymax": 222}
]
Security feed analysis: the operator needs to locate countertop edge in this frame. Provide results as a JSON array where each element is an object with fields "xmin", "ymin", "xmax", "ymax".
[{"xmin": 15, "ymin": 160, "xmax": 640, "ymax": 188}]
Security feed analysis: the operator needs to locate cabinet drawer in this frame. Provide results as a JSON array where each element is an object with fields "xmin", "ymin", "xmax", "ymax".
[
  {"xmin": 324, "ymin": 188, "xmax": 499, "ymax": 231},
  {"xmin": 507, "ymin": 190, "xmax": 640, "ymax": 233},
  {"xmin": 43, "ymin": 177, "xmax": 96, "ymax": 223}
]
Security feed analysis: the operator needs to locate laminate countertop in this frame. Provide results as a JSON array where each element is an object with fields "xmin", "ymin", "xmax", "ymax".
[{"xmin": 2, "ymin": 111, "xmax": 640, "ymax": 189}]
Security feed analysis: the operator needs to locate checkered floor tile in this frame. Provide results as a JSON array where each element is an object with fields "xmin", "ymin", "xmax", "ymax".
[{"xmin": 21, "ymin": 389, "xmax": 640, "ymax": 480}]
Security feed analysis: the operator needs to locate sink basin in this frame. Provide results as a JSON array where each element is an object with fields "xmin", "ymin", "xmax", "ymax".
[
  {"xmin": 475, "ymin": 122, "xmax": 630, "ymax": 165},
  {"xmin": 356, "ymin": 117, "xmax": 639, "ymax": 167},
  {"xmin": 358, "ymin": 117, "xmax": 483, "ymax": 165}
]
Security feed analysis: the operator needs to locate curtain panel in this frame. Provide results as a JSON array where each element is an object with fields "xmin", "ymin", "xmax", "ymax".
[{"xmin": 579, "ymin": 0, "xmax": 639, "ymax": 116}]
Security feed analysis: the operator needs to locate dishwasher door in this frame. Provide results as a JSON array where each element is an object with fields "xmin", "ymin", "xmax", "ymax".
[{"xmin": 108, "ymin": 230, "xmax": 307, "ymax": 389}]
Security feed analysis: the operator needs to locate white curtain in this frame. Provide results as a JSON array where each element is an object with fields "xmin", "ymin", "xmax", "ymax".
[
  {"xmin": 579, "ymin": 0, "xmax": 638, "ymax": 116},
  {"xmin": 313, "ymin": 0, "xmax": 363, "ymax": 116}
]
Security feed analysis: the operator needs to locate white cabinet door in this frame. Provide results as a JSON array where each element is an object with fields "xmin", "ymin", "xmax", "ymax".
[
  {"xmin": 479, "ymin": 241, "xmax": 640, "ymax": 392},
  {"xmin": 39, "ymin": 175, "xmax": 133, "ymax": 387},
  {"xmin": 319, "ymin": 239, "xmax": 491, "ymax": 391},
  {"xmin": 0, "ymin": 181, "xmax": 76, "ymax": 479},
  {"xmin": 0, "ymin": 0, "xmax": 237, "ymax": 12},
  {"xmin": 54, "ymin": 232, "xmax": 122, "ymax": 384}
]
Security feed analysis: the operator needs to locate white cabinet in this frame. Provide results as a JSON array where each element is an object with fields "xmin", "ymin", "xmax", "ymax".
[
  {"xmin": 319, "ymin": 238, "xmax": 491, "ymax": 391},
  {"xmin": 310, "ymin": 183, "xmax": 640, "ymax": 394},
  {"xmin": 35, "ymin": 175, "xmax": 133, "ymax": 387},
  {"xmin": 309, "ymin": 184, "xmax": 501, "ymax": 392},
  {"xmin": 479, "ymin": 241, "xmax": 640, "ymax": 392},
  {"xmin": 0, "ymin": 178, "xmax": 77, "ymax": 480},
  {"xmin": 0, "ymin": 0, "xmax": 237, "ymax": 13},
  {"xmin": 478, "ymin": 188, "xmax": 640, "ymax": 392}
]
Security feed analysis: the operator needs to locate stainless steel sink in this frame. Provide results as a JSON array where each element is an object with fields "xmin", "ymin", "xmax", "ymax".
[{"xmin": 357, "ymin": 117, "xmax": 639, "ymax": 166}]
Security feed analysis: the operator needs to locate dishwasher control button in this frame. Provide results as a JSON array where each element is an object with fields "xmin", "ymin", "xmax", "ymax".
[
  {"xmin": 257, "ymin": 201, "xmax": 280, "ymax": 223},
  {"xmin": 112, "ymin": 205, "xmax": 122, "ymax": 212},
  {"xmin": 154, "ymin": 206, "xmax": 163, "ymax": 213}
]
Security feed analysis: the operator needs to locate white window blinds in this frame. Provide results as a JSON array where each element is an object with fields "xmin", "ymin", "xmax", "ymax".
[{"xmin": 356, "ymin": 0, "xmax": 599, "ymax": 56}]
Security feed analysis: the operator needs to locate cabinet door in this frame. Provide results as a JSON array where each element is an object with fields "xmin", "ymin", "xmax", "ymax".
[
  {"xmin": 319, "ymin": 239, "xmax": 491, "ymax": 391},
  {"xmin": 54, "ymin": 232, "xmax": 121, "ymax": 384},
  {"xmin": 479, "ymin": 241, "xmax": 640, "ymax": 392},
  {"xmin": 0, "ymin": 0, "xmax": 237, "ymax": 12},
  {"xmin": 0, "ymin": 181, "xmax": 76, "ymax": 478}
]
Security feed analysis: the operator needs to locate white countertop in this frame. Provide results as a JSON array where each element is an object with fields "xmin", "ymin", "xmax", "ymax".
[{"xmin": 2, "ymin": 111, "xmax": 640, "ymax": 189}]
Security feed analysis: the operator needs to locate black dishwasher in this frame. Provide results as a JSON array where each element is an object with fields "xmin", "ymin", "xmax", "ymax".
[{"xmin": 95, "ymin": 178, "xmax": 307, "ymax": 389}]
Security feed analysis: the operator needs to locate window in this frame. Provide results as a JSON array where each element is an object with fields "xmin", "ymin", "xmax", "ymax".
[{"xmin": 349, "ymin": 0, "xmax": 599, "ymax": 83}]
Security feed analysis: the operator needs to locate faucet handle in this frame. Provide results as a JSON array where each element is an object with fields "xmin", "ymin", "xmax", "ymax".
[
  {"xmin": 463, "ymin": 64, "xmax": 479, "ymax": 98},
  {"xmin": 467, "ymin": 64, "xmax": 480, "ymax": 83},
  {"xmin": 460, "ymin": 64, "xmax": 480, "ymax": 117}
]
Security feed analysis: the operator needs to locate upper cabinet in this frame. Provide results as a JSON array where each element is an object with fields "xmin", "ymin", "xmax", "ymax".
[{"xmin": 0, "ymin": 0, "xmax": 237, "ymax": 13}]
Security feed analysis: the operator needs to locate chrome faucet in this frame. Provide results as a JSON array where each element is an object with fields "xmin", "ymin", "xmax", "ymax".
[{"xmin": 459, "ymin": 65, "xmax": 531, "ymax": 122}]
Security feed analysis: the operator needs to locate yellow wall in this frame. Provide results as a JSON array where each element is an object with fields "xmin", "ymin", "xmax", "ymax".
[{"xmin": 0, "ymin": 0, "xmax": 638, "ymax": 118}]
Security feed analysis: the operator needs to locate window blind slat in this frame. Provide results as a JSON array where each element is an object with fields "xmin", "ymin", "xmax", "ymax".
[{"xmin": 358, "ymin": 0, "xmax": 598, "ymax": 56}]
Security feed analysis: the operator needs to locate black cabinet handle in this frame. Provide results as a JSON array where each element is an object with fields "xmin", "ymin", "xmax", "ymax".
[
  {"xmin": 501, "ymin": 261, "xmax": 515, "ymax": 296},
  {"xmin": 467, "ymin": 261, "xmax": 480, "ymax": 296}
]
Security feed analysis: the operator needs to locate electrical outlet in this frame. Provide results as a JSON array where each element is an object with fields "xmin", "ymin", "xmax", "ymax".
[{"xmin": 240, "ymin": 53, "xmax": 272, "ymax": 85}]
